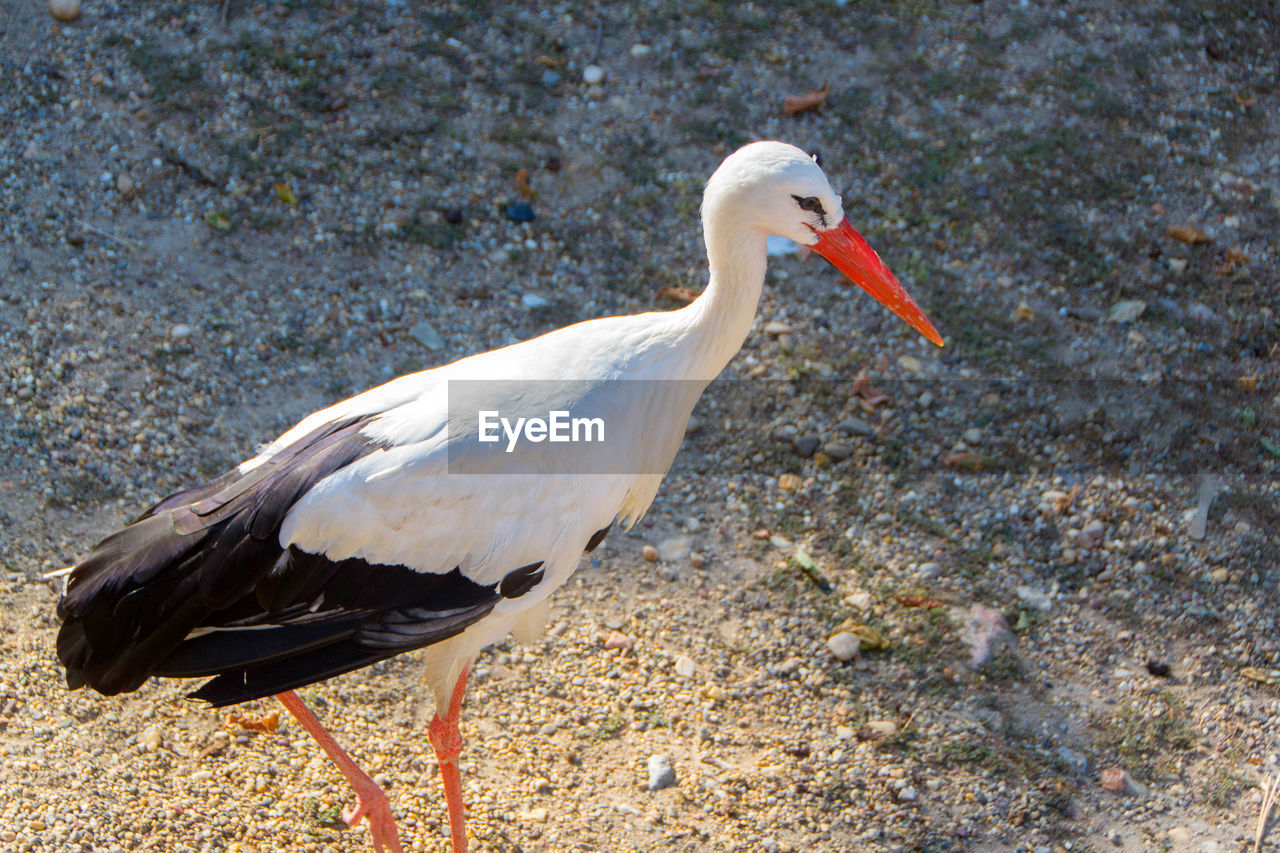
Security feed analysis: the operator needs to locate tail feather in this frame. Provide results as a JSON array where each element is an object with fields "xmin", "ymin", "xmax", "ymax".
[
  {"xmin": 55, "ymin": 414, "xmax": 384, "ymax": 699},
  {"xmin": 189, "ymin": 643, "xmax": 386, "ymax": 708}
]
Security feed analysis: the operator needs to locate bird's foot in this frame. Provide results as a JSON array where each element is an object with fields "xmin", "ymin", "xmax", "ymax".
[{"xmin": 341, "ymin": 784, "xmax": 404, "ymax": 853}]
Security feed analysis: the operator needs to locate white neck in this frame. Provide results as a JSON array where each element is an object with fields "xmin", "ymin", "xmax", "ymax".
[{"xmin": 674, "ymin": 207, "xmax": 768, "ymax": 381}]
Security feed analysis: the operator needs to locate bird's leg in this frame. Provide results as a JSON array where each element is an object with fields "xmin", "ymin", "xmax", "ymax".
[
  {"xmin": 427, "ymin": 665, "xmax": 472, "ymax": 853},
  {"xmin": 276, "ymin": 691, "xmax": 403, "ymax": 853}
]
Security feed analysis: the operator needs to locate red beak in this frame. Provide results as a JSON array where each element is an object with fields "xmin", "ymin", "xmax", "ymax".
[{"xmin": 810, "ymin": 219, "xmax": 944, "ymax": 347}]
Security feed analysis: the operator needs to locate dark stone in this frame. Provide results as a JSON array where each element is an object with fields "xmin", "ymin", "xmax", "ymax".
[
  {"xmin": 504, "ymin": 202, "xmax": 536, "ymax": 223},
  {"xmin": 793, "ymin": 436, "xmax": 820, "ymax": 457},
  {"xmin": 836, "ymin": 418, "xmax": 875, "ymax": 437}
]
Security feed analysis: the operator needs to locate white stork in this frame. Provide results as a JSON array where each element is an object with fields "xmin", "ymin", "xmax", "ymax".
[{"xmin": 56, "ymin": 141, "xmax": 942, "ymax": 853}]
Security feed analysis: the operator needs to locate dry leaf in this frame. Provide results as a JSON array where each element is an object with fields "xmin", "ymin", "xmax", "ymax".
[
  {"xmin": 1215, "ymin": 246, "xmax": 1248, "ymax": 275},
  {"xmin": 1100, "ymin": 766, "xmax": 1129, "ymax": 793},
  {"xmin": 515, "ymin": 168, "xmax": 534, "ymax": 198},
  {"xmin": 1241, "ymin": 666, "xmax": 1280, "ymax": 686},
  {"xmin": 1238, "ymin": 374, "xmax": 1259, "ymax": 393},
  {"xmin": 274, "ymin": 183, "xmax": 298, "ymax": 205},
  {"xmin": 777, "ymin": 473, "xmax": 803, "ymax": 491},
  {"xmin": 655, "ymin": 286, "xmax": 701, "ymax": 305},
  {"xmin": 783, "ymin": 82, "xmax": 829, "ymax": 115},
  {"xmin": 850, "ymin": 368, "xmax": 891, "ymax": 408},
  {"xmin": 898, "ymin": 595, "xmax": 944, "ymax": 609},
  {"xmin": 1012, "ymin": 301, "xmax": 1035, "ymax": 322},
  {"xmin": 1165, "ymin": 224, "xmax": 1212, "ymax": 244},
  {"xmin": 534, "ymin": 54, "xmax": 566, "ymax": 68},
  {"xmin": 204, "ymin": 212, "xmax": 232, "ymax": 232},
  {"xmin": 942, "ymin": 451, "xmax": 994, "ymax": 471},
  {"xmin": 844, "ymin": 623, "xmax": 890, "ymax": 652},
  {"xmin": 227, "ymin": 710, "xmax": 281, "ymax": 732},
  {"xmin": 1040, "ymin": 486, "xmax": 1078, "ymax": 514}
]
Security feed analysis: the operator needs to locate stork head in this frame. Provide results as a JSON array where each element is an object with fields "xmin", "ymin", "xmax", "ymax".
[{"xmin": 705, "ymin": 141, "xmax": 943, "ymax": 347}]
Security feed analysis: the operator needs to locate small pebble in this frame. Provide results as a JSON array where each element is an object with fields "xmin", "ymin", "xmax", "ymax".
[
  {"xmin": 582, "ymin": 65, "xmax": 605, "ymax": 85},
  {"xmin": 658, "ymin": 535, "xmax": 693, "ymax": 562},
  {"xmin": 409, "ymin": 321, "xmax": 444, "ymax": 351},
  {"xmin": 504, "ymin": 202, "xmax": 536, "ymax": 223},
  {"xmin": 521, "ymin": 293, "xmax": 549, "ymax": 309},
  {"xmin": 821, "ymin": 441, "xmax": 852, "ymax": 460},
  {"xmin": 673, "ymin": 655, "xmax": 695, "ymax": 679},
  {"xmin": 1077, "ymin": 519, "xmax": 1106, "ymax": 550},
  {"xmin": 170, "ymin": 323, "xmax": 192, "ymax": 340},
  {"xmin": 777, "ymin": 473, "xmax": 802, "ymax": 491},
  {"xmin": 953, "ymin": 604, "xmax": 1014, "ymax": 667},
  {"xmin": 641, "ymin": 545, "xmax": 659, "ymax": 563},
  {"xmin": 646, "ymin": 754, "xmax": 676, "ymax": 790},
  {"xmin": 520, "ymin": 807, "xmax": 549, "ymax": 823},
  {"xmin": 117, "ymin": 173, "xmax": 136, "ymax": 197},
  {"xmin": 1108, "ymin": 300, "xmax": 1146, "ymax": 323},
  {"xmin": 602, "ymin": 631, "xmax": 633, "ymax": 651},
  {"xmin": 689, "ymin": 551, "xmax": 706, "ymax": 568},
  {"xmin": 826, "ymin": 632, "xmax": 860, "ymax": 662},
  {"xmin": 49, "ymin": 0, "xmax": 79, "ymax": 22},
  {"xmin": 629, "ymin": 43, "xmax": 652, "ymax": 58},
  {"xmin": 139, "ymin": 726, "xmax": 162, "ymax": 752},
  {"xmin": 836, "ymin": 418, "xmax": 875, "ymax": 437},
  {"xmin": 793, "ymin": 436, "xmax": 819, "ymax": 457},
  {"xmin": 863, "ymin": 720, "xmax": 898, "ymax": 738},
  {"xmin": 763, "ymin": 321, "xmax": 792, "ymax": 336},
  {"xmin": 917, "ymin": 561, "xmax": 943, "ymax": 580}
]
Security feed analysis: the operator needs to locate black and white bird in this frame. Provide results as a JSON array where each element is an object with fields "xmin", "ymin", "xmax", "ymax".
[{"xmin": 55, "ymin": 141, "xmax": 942, "ymax": 853}]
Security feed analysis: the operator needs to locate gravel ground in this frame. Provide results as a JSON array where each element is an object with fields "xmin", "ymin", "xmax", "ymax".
[{"xmin": 2, "ymin": 1, "xmax": 1278, "ymax": 851}]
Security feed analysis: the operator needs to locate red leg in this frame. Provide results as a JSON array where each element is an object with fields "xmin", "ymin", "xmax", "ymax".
[
  {"xmin": 427, "ymin": 665, "xmax": 471, "ymax": 853},
  {"xmin": 276, "ymin": 691, "xmax": 403, "ymax": 853}
]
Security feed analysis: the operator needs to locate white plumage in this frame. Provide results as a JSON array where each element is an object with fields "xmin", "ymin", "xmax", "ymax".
[{"xmin": 56, "ymin": 141, "xmax": 942, "ymax": 853}]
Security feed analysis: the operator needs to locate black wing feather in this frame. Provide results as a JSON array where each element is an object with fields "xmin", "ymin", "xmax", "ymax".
[
  {"xmin": 163, "ymin": 550, "xmax": 506, "ymax": 707},
  {"xmin": 57, "ymin": 415, "xmax": 385, "ymax": 696},
  {"xmin": 57, "ymin": 413, "xmax": 555, "ymax": 706}
]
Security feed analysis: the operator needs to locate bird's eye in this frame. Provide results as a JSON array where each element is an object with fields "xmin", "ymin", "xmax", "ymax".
[{"xmin": 793, "ymin": 195, "xmax": 825, "ymax": 215}]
